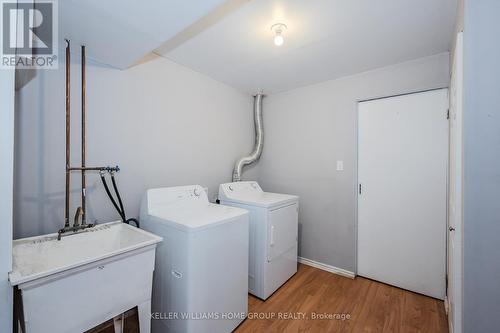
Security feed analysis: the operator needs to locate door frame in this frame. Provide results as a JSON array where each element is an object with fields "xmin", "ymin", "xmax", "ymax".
[
  {"xmin": 447, "ymin": 31, "xmax": 464, "ymax": 333},
  {"xmin": 354, "ymin": 87, "xmax": 449, "ymax": 279},
  {"xmin": 0, "ymin": 53, "xmax": 15, "ymax": 333}
]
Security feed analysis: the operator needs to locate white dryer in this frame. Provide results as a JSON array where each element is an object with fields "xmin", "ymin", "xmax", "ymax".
[
  {"xmin": 140, "ymin": 185, "xmax": 249, "ymax": 333},
  {"xmin": 218, "ymin": 181, "xmax": 298, "ymax": 300}
]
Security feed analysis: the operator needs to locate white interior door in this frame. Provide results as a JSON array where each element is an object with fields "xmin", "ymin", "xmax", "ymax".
[
  {"xmin": 357, "ymin": 89, "xmax": 448, "ymax": 299},
  {"xmin": 447, "ymin": 32, "xmax": 464, "ymax": 333}
]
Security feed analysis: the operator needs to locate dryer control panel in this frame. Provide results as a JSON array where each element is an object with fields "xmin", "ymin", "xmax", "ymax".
[{"xmin": 220, "ymin": 181, "xmax": 263, "ymax": 197}]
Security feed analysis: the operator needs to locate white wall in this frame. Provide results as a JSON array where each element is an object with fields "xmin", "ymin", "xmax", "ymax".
[
  {"xmin": 14, "ymin": 55, "xmax": 257, "ymax": 238},
  {"xmin": 462, "ymin": 0, "xmax": 500, "ymax": 331},
  {"xmin": 1, "ymin": 69, "xmax": 15, "ymax": 332},
  {"xmin": 257, "ymin": 53, "xmax": 450, "ymax": 272}
]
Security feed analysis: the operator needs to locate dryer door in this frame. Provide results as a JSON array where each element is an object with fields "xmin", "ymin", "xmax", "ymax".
[{"xmin": 267, "ymin": 203, "xmax": 298, "ymax": 262}]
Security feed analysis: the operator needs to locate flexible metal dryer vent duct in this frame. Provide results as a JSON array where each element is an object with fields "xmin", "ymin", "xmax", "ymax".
[{"xmin": 233, "ymin": 93, "xmax": 265, "ymax": 182}]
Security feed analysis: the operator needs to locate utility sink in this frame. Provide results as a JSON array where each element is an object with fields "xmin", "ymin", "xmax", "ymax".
[{"xmin": 9, "ymin": 221, "xmax": 162, "ymax": 333}]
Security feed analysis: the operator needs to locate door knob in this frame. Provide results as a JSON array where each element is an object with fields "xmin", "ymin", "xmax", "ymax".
[{"xmin": 449, "ymin": 226, "xmax": 456, "ymax": 232}]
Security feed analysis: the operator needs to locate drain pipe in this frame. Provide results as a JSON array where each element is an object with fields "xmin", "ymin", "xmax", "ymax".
[{"xmin": 232, "ymin": 93, "xmax": 265, "ymax": 182}]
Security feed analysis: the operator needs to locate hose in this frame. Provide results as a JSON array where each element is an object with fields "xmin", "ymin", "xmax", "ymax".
[
  {"xmin": 100, "ymin": 173, "xmax": 125, "ymax": 221},
  {"xmin": 100, "ymin": 172, "xmax": 140, "ymax": 228},
  {"xmin": 111, "ymin": 174, "xmax": 125, "ymax": 218}
]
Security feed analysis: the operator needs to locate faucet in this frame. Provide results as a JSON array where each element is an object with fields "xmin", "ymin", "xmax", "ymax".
[
  {"xmin": 57, "ymin": 206, "xmax": 94, "ymax": 240},
  {"xmin": 74, "ymin": 206, "xmax": 83, "ymax": 227}
]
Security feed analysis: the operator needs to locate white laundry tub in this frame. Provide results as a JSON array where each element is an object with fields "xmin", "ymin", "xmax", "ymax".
[{"xmin": 9, "ymin": 221, "xmax": 162, "ymax": 333}]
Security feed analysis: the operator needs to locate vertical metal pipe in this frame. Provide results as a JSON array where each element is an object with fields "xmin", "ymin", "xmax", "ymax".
[
  {"xmin": 64, "ymin": 39, "xmax": 70, "ymax": 227},
  {"xmin": 81, "ymin": 45, "xmax": 86, "ymax": 225}
]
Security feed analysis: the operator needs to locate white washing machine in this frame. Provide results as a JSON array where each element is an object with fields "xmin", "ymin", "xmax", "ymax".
[
  {"xmin": 140, "ymin": 185, "xmax": 249, "ymax": 333},
  {"xmin": 218, "ymin": 181, "xmax": 298, "ymax": 300}
]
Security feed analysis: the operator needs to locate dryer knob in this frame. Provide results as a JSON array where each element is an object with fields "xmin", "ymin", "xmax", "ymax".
[
  {"xmin": 228, "ymin": 185, "xmax": 234, "ymax": 191},
  {"xmin": 193, "ymin": 188, "xmax": 201, "ymax": 197}
]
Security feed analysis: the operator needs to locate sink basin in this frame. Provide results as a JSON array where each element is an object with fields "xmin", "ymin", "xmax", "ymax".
[
  {"xmin": 9, "ymin": 221, "xmax": 162, "ymax": 333},
  {"xmin": 10, "ymin": 221, "xmax": 162, "ymax": 285}
]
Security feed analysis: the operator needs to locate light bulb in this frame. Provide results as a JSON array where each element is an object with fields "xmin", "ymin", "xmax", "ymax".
[
  {"xmin": 271, "ymin": 23, "xmax": 287, "ymax": 47},
  {"xmin": 274, "ymin": 33, "xmax": 284, "ymax": 46}
]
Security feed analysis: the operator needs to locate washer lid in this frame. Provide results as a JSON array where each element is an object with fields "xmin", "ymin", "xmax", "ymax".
[
  {"xmin": 144, "ymin": 185, "xmax": 248, "ymax": 232},
  {"xmin": 219, "ymin": 181, "xmax": 298, "ymax": 208},
  {"xmin": 150, "ymin": 203, "xmax": 248, "ymax": 232}
]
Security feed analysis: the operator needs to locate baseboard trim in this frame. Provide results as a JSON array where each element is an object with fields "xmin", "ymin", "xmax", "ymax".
[{"xmin": 298, "ymin": 257, "xmax": 355, "ymax": 279}]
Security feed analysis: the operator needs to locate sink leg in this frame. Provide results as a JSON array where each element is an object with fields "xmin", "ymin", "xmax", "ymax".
[{"xmin": 138, "ymin": 300, "xmax": 151, "ymax": 333}]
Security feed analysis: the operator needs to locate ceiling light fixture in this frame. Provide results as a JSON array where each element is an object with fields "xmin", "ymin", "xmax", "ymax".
[{"xmin": 271, "ymin": 23, "xmax": 287, "ymax": 46}]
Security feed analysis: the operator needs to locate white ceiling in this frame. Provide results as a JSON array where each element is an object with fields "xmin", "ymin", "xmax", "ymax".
[
  {"xmin": 59, "ymin": 0, "xmax": 227, "ymax": 68},
  {"xmin": 161, "ymin": 0, "xmax": 458, "ymax": 93}
]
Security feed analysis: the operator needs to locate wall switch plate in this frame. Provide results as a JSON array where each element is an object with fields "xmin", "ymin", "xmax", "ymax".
[{"xmin": 336, "ymin": 160, "xmax": 344, "ymax": 171}]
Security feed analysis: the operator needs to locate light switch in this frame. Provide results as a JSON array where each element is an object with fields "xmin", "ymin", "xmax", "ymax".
[{"xmin": 336, "ymin": 160, "xmax": 344, "ymax": 171}]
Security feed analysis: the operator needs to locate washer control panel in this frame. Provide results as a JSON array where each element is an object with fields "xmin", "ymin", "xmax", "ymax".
[{"xmin": 147, "ymin": 185, "xmax": 208, "ymax": 210}]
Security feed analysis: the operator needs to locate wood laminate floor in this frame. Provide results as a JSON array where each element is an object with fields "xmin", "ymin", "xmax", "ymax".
[
  {"xmin": 93, "ymin": 264, "xmax": 448, "ymax": 333},
  {"xmin": 235, "ymin": 264, "xmax": 448, "ymax": 333}
]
